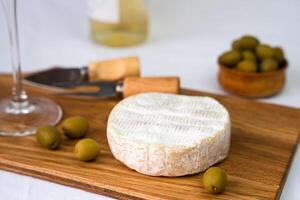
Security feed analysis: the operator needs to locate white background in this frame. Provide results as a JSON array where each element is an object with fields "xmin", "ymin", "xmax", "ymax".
[{"xmin": 0, "ymin": 0, "xmax": 299, "ymax": 199}]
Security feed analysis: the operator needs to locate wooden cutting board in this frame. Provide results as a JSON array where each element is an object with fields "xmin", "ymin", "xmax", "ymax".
[{"xmin": 0, "ymin": 74, "xmax": 299, "ymax": 200}]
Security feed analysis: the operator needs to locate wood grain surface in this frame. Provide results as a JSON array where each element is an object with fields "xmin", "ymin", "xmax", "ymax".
[{"xmin": 0, "ymin": 74, "xmax": 299, "ymax": 200}]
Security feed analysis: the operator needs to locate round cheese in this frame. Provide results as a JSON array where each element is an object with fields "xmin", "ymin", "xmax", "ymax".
[{"xmin": 107, "ymin": 93, "xmax": 231, "ymax": 177}]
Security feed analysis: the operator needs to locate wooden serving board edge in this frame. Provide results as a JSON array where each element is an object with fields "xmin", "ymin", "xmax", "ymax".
[
  {"xmin": 1, "ymin": 121, "xmax": 298, "ymax": 200},
  {"xmin": 275, "ymin": 133, "xmax": 300, "ymax": 199},
  {"xmin": 0, "ymin": 161, "xmax": 138, "ymax": 200}
]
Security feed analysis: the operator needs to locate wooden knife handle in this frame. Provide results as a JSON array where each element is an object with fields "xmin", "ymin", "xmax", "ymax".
[
  {"xmin": 88, "ymin": 56, "xmax": 140, "ymax": 81},
  {"xmin": 122, "ymin": 77, "xmax": 180, "ymax": 98}
]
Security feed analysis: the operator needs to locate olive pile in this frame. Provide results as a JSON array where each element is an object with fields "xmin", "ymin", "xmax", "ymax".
[
  {"xmin": 219, "ymin": 35, "xmax": 286, "ymax": 73},
  {"xmin": 35, "ymin": 116, "xmax": 100, "ymax": 162}
]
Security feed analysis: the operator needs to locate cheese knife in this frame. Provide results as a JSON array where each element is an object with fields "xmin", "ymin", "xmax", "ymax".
[
  {"xmin": 52, "ymin": 77, "xmax": 180, "ymax": 98},
  {"xmin": 25, "ymin": 56, "xmax": 140, "ymax": 87}
]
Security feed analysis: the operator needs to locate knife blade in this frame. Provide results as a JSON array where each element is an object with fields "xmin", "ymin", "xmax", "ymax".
[
  {"xmin": 25, "ymin": 56, "xmax": 140, "ymax": 86},
  {"xmin": 25, "ymin": 67, "xmax": 88, "ymax": 88},
  {"xmin": 50, "ymin": 77, "xmax": 180, "ymax": 98}
]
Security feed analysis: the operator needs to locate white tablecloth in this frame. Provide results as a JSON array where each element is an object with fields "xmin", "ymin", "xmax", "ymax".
[{"xmin": 0, "ymin": 0, "xmax": 299, "ymax": 199}]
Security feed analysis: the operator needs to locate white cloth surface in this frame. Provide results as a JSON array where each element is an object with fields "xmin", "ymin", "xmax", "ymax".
[{"xmin": 0, "ymin": 0, "xmax": 299, "ymax": 199}]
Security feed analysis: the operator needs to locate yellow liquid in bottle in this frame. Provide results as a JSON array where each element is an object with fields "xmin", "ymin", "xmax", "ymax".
[{"xmin": 90, "ymin": 0, "xmax": 148, "ymax": 47}]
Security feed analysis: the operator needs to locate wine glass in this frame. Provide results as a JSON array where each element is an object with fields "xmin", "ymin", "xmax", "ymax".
[{"xmin": 0, "ymin": 0, "xmax": 62, "ymax": 136}]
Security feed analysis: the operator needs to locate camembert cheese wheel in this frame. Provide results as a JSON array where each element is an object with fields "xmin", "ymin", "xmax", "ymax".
[{"xmin": 107, "ymin": 93, "xmax": 231, "ymax": 176}]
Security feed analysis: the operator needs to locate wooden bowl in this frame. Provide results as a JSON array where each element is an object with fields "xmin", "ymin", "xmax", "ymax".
[{"xmin": 218, "ymin": 61, "xmax": 287, "ymax": 97}]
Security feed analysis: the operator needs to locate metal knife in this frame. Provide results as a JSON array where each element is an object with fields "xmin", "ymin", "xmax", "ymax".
[{"xmin": 25, "ymin": 56, "xmax": 140, "ymax": 87}]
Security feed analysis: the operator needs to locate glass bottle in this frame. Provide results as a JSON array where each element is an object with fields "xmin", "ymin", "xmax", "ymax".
[{"xmin": 88, "ymin": 0, "xmax": 148, "ymax": 47}]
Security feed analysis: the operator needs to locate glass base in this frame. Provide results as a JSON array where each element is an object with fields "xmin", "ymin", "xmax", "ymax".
[{"xmin": 0, "ymin": 96, "xmax": 63, "ymax": 136}]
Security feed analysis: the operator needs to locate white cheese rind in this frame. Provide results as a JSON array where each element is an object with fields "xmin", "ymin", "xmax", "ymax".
[{"xmin": 107, "ymin": 93, "xmax": 231, "ymax": 177}]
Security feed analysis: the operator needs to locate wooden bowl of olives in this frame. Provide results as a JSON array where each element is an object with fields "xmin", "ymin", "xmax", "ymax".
[{"xmin": 218, "ymin": 35, "xmax": 288, "ymax": 97}]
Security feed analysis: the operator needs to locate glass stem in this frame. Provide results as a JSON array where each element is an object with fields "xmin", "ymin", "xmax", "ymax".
[
  {"xmin": 2, "ymin": 0, "xmax": 29, "ymax": 104},
  {"xmin": 1, "ymin": 0, "xmax": 34, "ymax": 114}
]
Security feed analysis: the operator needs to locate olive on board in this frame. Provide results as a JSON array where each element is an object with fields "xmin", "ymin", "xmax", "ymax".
[
  {"xmin": 74, "ymin": 138, "xmax": 100, "ymax": 162},
  {"xmin": 62, "ymin": 116, "xmax": 89, "ymax": 139},
  {"xmin": 202, "ymin": 167, "xmax": 227, "ymax": 194},
  {"xmin": 35, "ymin": 125, "xmax": 62, "ymax": 150}
]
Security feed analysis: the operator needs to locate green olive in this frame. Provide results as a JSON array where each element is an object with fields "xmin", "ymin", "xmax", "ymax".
[
  {"xmin": 219, "ymin": 50, "xmax": 241, "ymax": 67},
  {"xmin": 241, "ymin": 51, "xmax": 257, "ymax": 62},
  {"xmin": 256, "ymin": 44, "xmax": 275, "ymax": 60},
  {"xmin": 35, "ymin": 125, "xmax": 61, "ymax": 150},
  {"xmin": 62, "ymin": 116, "xmax": 89, "ymax": 139},
  {"xmin": 239, "ymin": 35, "xmax": 260, "ymax": 51},
  {"xmin": 237, "ymin": 60, "xmax": 257, "ymax": 72},
  {"xmin": 75, "ymin": 138, "xmax": 100, "ymax": 161},
  {"xmin": 232, "ymin": 39, "xmax": 241, "ymax": 51},
  {"xmin": 260, "ymin": 59, "xmax": 279, "ymax": 72},
  {"xmin": 273, "ymin": 47, "xmax": 284, "ymax": 63},
  {"xmin": 202, "ymin": 167, "xmax": 227, "ymax": 194}
]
